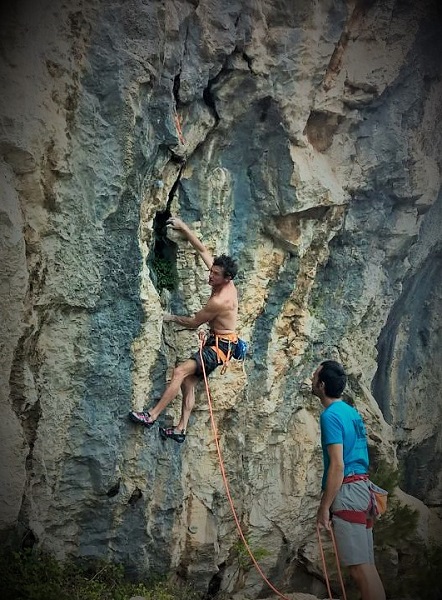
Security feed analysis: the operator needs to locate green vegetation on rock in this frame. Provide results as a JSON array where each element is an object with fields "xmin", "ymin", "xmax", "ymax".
[{"xmin": 0, "ymin": 550, "xmax": 201, "ymax": 600}]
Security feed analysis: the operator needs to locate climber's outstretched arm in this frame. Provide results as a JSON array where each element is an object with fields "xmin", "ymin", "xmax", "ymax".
[
  {"xmin": 167, "ymin": 216, "xmax": 213, "ymax": 269},
  {"xmin": 163, "ymin": 295, "xmax": 223, "ymax": 328}
]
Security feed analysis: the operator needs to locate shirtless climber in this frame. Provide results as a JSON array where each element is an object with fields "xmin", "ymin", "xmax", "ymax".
[{"xmin": 129, "ymin": 216, "xmax": 239, "ymax": 443}]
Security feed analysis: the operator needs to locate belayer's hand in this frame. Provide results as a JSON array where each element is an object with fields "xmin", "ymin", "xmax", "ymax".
[
  {"xmin": 316, "ymin": 505, "xmax": 332, "ymax": 531},
  {"xmin": 163, "ymin": 313, "xmax": 175, "ymax": 322}
]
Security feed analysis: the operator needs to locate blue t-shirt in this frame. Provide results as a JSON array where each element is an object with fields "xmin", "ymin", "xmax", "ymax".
[{"xmin": 320, "ymin": 400, "xmax": 369, "ymax": 489}]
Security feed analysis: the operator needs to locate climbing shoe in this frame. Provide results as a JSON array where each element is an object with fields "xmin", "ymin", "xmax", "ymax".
[
  {"xmin": 159, "ymin": 426, "xmax": 186, "ymax": 444},
  {"xmin": 128, "ymin": 411, "xmax": 156, "ymax": 428}
]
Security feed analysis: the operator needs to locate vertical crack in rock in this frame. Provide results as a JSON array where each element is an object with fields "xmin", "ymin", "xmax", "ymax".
[
  {"xmin": 9, "ymin": 264, "xmax": 45, "ymax": 491},
  {"xmin": 323, "ymin": 0, "xmax": 376, "ymax": 91},
  {"xmin": 173, "ymin": 72, "xmax": 182, "ymax": 108},
  {"xmin": 10, "ymin": 332, "xmax": 41, "ymax": 549},
  {"xmin": 128, "ymin": 488, "xmax": 143, "ymax": 506},
  {"xmin": 149, "ymin": 166, "xmax": 184, "ymax": 293},
  {"xmin": 41, "ymin": 140, "xmax": 58, "ymax": 212},
  {"xmin": 9, "ymin": 332, "xmax": 41, "ymax": 454},
  {"xmin": 149, "ymin": 208, "xmax": 178, "ymax": 293},
  {"xmin": 206, "ymin": 562, "xmax": 226, "ymax": 598},
  {"xmin": 203, "ymin": 74, "xmax": 223, "ymax": 124},
  {"xmin": 258, "ymin": 96, "xmax": 272, "ymax": 123},
  {"xmin": 6, "ymin": 218, "xmax": 50, "ymax": 546},
  {"xmin": 242, "ymin": 51, "xmax": 254, "ymax": 73},
  {"xmin": 166, "ymin": 163, "xmax": 184, "ymax": 215}
]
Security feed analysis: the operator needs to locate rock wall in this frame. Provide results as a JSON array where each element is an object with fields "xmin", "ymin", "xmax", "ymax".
[{"xmin": 1, "ymin": 0, "xmax": 441, "ymax": 598}]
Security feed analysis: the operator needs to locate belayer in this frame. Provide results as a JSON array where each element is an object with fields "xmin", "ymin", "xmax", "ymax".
[
  {"xmin": 312, "ymin": 360, "xmax": 386, "ymax": 600},
  {"xmin": 129, "ymin": 216, "xmax": 239, "ymax": 443}
]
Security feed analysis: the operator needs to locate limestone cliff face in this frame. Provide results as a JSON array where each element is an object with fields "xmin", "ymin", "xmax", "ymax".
[{"xmin": 1, "ymin": 1, "xmax": 441, "ymax": 598}]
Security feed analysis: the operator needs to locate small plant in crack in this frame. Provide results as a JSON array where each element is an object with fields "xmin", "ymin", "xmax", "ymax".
[{"xmin": 149, "ymin": 209, "xmax": 179, "ymax": 293}]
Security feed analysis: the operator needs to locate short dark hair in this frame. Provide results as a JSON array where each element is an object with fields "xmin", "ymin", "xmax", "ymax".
[
  {"xmin": 319, "ymin": 360, "xmax": 347, "ymax": 398},
  {"xmin": 213, "ymin": 254, "xmax": 238, "ymax": 280}
]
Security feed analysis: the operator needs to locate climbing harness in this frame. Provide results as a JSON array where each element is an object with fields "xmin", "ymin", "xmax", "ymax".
[
  {"xmin": 209, "ymin": 331, "xmax": 238, "ymax": 374},
  {"xmin": 318, "ymin": 476, "xmax": 387, "ymax": 598},
  {"xmin": 198, "ymin": 332, "xmax": 292, "ymax": 600},
  {"xmin": 204, "ymin": 331, "xmax": 248, "ymax": 374},
  {"xmin": 332, "ymin": 475, "xmax": 388, "ymax": 530},
  {"xmin": 316, "ymin": 524, "xmax": 348, "ymax": 600},
  {"xmin": 333, "ymin": 474, "xmax": 374, "ymax": 529}
]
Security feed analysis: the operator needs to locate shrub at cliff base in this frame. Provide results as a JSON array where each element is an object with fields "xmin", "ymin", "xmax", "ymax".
[
  {"xmin": 371, "ymin": 461, "xmax": 442, "ymax": 600},
  {"xmin": 0, "ymin": 550, "xmax": 200, "ymax": 600}
]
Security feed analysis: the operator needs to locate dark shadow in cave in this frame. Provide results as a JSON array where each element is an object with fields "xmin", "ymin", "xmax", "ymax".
[
  {"xmin": 148, "ymin": 209, "xmax": 178, "ymax": 293},
  {"xmin": 148, "ymin": 166, "xmax": 185, "ymax": 293},
  {"xmin": 205, "ymin": 562, "xmax": 226, "ymax": 599}
]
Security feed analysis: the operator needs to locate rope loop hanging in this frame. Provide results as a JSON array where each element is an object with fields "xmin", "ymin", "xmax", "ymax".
[
  {"xmin": 198, "ymin": 331, "xmax": 348, "ymax": 600},
  {"xmin": 198, "ymin": 332, "xmax": 292, "ymax": 600}
]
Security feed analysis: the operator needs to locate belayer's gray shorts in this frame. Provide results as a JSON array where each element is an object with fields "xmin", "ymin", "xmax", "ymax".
[{"xmin": 331, "ymin": 479, "xmax": 374, "ymax": 566}]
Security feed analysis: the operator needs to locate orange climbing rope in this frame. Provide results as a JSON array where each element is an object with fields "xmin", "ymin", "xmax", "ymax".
[
  {"xmin": 198, "ymin": 332, "xmax": 292, "ymax": 600},
  {"xmin": 199, "ymin": 331, "xmax": 348, "ymax": 600},
  {"xmin": 173, "ymin": 110, "xmax": 185, "ymax": 145},
  {"xmin": 316, "ymin": 524, "xmax": 348, "ymax": 600}
]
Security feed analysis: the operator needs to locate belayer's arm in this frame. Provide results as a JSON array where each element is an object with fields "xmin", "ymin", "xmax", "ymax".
[{"xmin": 316, "ymin": 443, "xmax": 344, "ymax": 530}]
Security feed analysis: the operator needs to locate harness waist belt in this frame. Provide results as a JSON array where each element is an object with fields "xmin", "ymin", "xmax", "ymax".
[
  {"xmin": 211, "ymin": 331, "xmax": 238, "ymax": 343},
  {"xmin": 333, "ymin": 509, "xmax": 373, "ymax": 529},
  {"xmin": 333, "ymin": 475, "xmax": 373, "ymax": 529},
  {"xmin": 343, "ymin": 474, "xmax": 368, "ymax": 484}
]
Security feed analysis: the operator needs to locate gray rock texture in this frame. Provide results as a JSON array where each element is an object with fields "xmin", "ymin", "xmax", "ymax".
[{"xmin": 1, "ymin": 1, "xmax": 441, "ymax": 599}]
